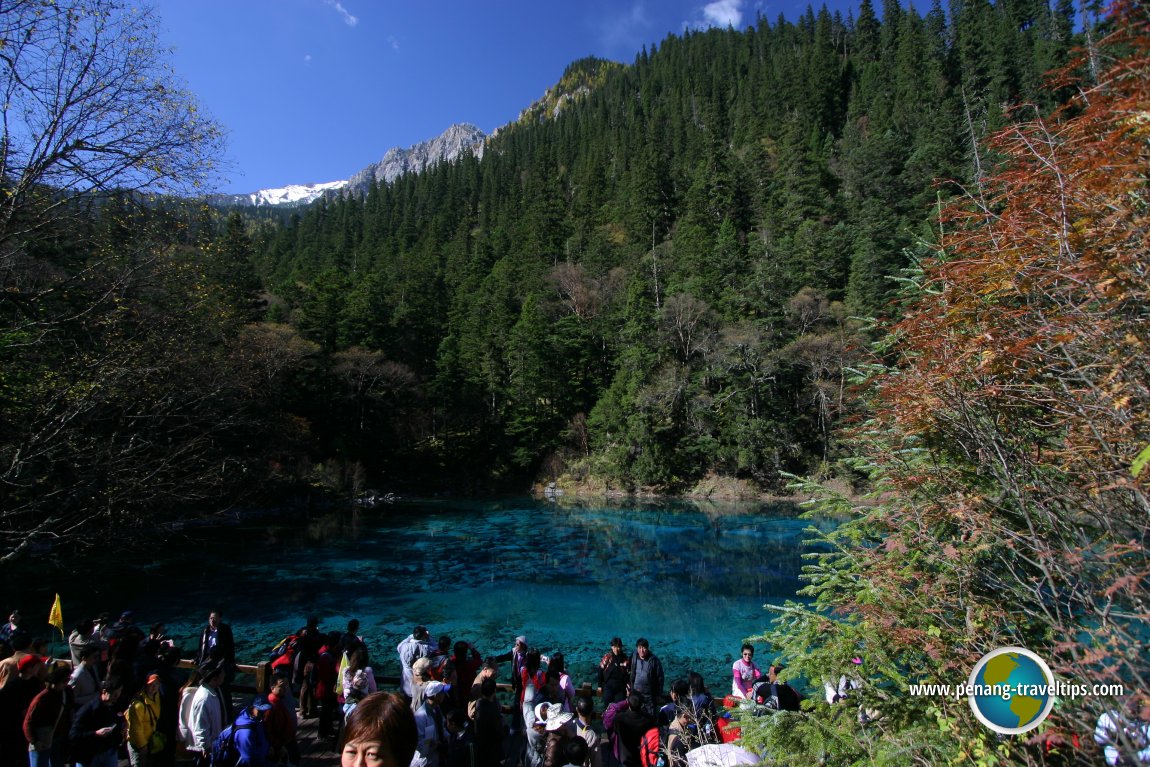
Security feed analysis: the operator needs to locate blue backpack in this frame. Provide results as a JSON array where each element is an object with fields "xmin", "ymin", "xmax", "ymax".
[{"xmin": 209, "ymin": 722, "xmax": 253, "ymax": 767}]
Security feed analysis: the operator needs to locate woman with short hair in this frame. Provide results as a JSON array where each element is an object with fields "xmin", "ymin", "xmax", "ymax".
[{"xmin": 341, "ymin": 692, "xmax": 418, "ymax": 767}]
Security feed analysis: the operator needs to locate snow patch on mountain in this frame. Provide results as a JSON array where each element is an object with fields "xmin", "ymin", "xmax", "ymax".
[{"xmin": 247, "ymin": 180, "xmax": 349, "ymax": 207}]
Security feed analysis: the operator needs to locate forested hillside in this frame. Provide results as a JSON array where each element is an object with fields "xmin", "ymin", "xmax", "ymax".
[
  {"xmin": 243, "ymin": 0, "xmax": 1083, "ymax": 492},
  {"xmin": 1, "ymin": 0, "xmax": 1093, "ymax": 560}
]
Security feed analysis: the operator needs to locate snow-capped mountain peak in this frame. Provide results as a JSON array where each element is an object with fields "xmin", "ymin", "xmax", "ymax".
[{"xmin": 246, "ymin": 180, "xmax": 349, "ymax": 207}]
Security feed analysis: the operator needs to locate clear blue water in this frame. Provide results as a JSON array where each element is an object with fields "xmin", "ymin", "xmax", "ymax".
[{"xmin": 9, "ymin": 497, "xmax": 825, "ymax": 694}]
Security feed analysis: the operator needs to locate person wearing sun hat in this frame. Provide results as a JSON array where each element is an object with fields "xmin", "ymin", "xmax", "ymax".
[
  {"xmin": 126, "ymin": 673, "xmax": 162, "ymax": 767},
  {"xmin": 543, "ymin": 710, "xmax": 576, "ymax": 767},
  {"xmin": 525, "ymin": 699, "xmax": 551, "ymax": 767},
  {"xmin": 413, "ymin": 680, "xmax": 452, "ymax": 767}
]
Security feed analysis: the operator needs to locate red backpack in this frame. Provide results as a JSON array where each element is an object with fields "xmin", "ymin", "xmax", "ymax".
[
  {"xmin": 640, "ymin": 726, "xmax": 668, "ymax": 767},
  {"xmin": 269, "ymin": 635, "xmax": 298, "ymax": 671},
  {"xmin": 427, "ymin": 654, "xmax": 450, "ymax": 681}
]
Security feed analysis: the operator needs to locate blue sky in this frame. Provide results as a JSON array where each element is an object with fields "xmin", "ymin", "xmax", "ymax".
[{"xmin": 155, "ymin": 0, "xmax": 857, "ymax": 194}]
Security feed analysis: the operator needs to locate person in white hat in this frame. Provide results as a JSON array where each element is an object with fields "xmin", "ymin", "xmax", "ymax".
[
  {"xmin": 544, "ymin": 711, "xmax": 576, "ymax": 767},
  {"xmin": 412, "ymin": 680, "xmax": 452, "ymax": 767}
]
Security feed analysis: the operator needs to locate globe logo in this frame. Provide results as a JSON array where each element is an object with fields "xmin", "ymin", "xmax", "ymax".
[{"xmin": 968, "ymin": 647, "xmax": 1055, "ymax": 734}]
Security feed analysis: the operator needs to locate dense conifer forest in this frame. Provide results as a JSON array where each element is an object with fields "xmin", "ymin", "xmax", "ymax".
[{"xmin": 237, "ymin": 0, "xmax": 1083, "ymax": 494}]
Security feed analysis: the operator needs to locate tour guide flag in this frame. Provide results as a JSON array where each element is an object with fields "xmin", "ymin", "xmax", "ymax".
[{"xmin": 48, "ymin": 593, "xmax": 63, "ymax": 638}]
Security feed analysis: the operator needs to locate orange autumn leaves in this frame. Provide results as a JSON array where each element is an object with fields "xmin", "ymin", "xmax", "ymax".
[{"xmin": 853, "ymin": 0, "xmax": 1150, "ymax": 742}]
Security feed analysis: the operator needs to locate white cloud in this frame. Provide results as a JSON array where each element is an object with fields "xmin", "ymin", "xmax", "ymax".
[
  {"xmin": 321, "ymin": 0, "xmax": 358, "ymax": 27},
  {"xmin": 387, "ymin": 35, "xmax": 400, "ymax": 50},
  {"xmin": 699, "ymin": 0, "xmax": 744, "ymax": 28}
]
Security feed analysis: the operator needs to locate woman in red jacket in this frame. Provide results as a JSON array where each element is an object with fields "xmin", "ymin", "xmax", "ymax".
[{"xmin": 23, "ymin": 665, "xmax": 71, "ymax": 767}]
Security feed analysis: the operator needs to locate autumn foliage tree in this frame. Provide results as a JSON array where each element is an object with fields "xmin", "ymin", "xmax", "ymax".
[
  {"xmin": 0, "ymin": 1, "xmax": 254, "ymax": 562},
  {"xmin": 748, "ymin": 3, "xmax": 1150, "ymax": 764}
]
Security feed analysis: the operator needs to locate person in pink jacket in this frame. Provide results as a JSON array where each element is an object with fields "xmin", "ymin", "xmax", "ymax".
[{"xmin": 730, "ymin": 644, "xmax": 760, "ymax": 699}]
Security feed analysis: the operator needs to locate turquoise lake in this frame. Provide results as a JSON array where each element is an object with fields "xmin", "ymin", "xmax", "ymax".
[{"xmin": 13, "ymin": 497, "xmax": 826, "ymax": 693}]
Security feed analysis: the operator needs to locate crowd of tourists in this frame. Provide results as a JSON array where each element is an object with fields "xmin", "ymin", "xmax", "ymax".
[
  {"xmin": 2, "ymin": 607, "xmax": 1147, "ymax": 767},
  {"xmin": 0, "ymin": 605, "xmax": 796, "ymax": 767},
  {"xmin": 0, "ymin": 606, "xmax": 301, "ymax": 767}
]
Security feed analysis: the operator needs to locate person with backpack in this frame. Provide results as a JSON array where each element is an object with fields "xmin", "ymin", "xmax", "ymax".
[
  {"xmin": 316, "ymin": 633, "xmax": 342, "ymax": 741},
  {"xmin": 227, "ymin": 696, "xmax": 273, "ymax": 767},
  {"xmin": 412, "ymin": 680, "xmax": 451, "ymax": 767},
  {"xmin": 427, "ymin": 636, "xmax": 456, "ymax": 690},
  {"xmin": 125, "ymin": 673, "xmax": 162, "ymax": 767},
  {"xmin": 519, "ymin": 650, "xmax": 547, "ymax": 715},
  {"xmin": 153, "ymin": 647, "xmax": 187, "ymax": 767},
  {"xmin": 614, "ymin": 694, "xmax": 655, "ymax": 767},
  {"xmin": 264, "ymin": 673, "xmax": 299, "ymax": 767},
  {"xmin": 267, "ymin": 634, "xmax": 298, "ymax": 676},
  {"xmin": 22, "ymin": 664, "xmax": 71, "ymax": 767},
  {"xmin": 751, "ymin": 663, "xmax": 801, "ymax": 713},
  {"xmin": 342, "ymin": 645, "xmax": 377, "ymax": 718}
]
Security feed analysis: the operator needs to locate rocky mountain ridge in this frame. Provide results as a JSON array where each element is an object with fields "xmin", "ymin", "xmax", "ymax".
[{"xmin": 210, "ymin": 123, "xmax": 487, "ymax": 208}]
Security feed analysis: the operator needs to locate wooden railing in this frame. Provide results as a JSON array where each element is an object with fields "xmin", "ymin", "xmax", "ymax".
[{"xmin": 62, "ymin": 657, "xmax": 601, "ymax": 698}]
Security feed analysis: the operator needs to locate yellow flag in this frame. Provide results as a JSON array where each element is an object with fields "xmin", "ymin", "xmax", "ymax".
[
  {"xmin": 48, "ymin": 593, "xmax": 63, "ymax": 638},
  {"xmin": 338, "ymin": 647, "xmax": 350, "ymax": 688}
]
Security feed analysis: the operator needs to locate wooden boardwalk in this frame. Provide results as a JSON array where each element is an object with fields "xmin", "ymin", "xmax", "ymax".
[{"xmin": 296, "ymin": 713, "xmax": 344, "ymax": 766}]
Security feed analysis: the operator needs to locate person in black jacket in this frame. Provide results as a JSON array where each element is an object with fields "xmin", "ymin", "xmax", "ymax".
[
  {"xmin": 614, "ymin": 694, "xmax": 655, "ymax": 767},
  {"xmin": 628, "ymin": 639, "xmax": 664, "ymax": 717},
  {"xmin": 195, "ymin": 609, "xmax": 236, "ymax": 714},
  {"xmin": 69, "ymin": 677, "xmax": 124, "ymax": 767},
  {"xmin": 599, "ymin": 637, "xmax": 630, "ymax": 707}
]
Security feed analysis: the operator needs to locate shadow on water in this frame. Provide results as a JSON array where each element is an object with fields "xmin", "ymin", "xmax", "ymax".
[{"xmin": 6, "ymin": 496, "xmax": 832, "ymax": 693}]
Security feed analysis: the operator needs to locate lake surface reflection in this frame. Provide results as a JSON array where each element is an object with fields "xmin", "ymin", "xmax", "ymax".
[{"xmin": 25, "ymin": 497, "xmax": 827, "ymax": 692}]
